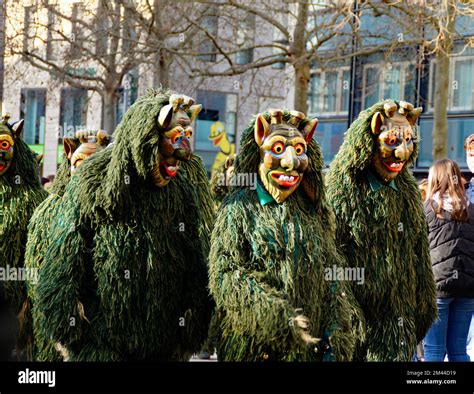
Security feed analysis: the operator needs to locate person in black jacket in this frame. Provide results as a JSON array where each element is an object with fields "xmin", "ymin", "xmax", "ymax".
[
  {"xmin": 424, "ymin": 159, "xmax": 474, "ymax": 362},
  {"xmin": 0, "ymin": 281, "xmax": 16, "ymax": 361}
]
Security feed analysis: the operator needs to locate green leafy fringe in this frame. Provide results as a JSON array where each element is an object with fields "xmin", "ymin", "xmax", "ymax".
[
  {"xmin": 325, "ymin": 100, "xmax": 437, "ymax": 361},
  {"xmin": 32, "ymin": 89, "xmax": 213, "ymax": 361},
  {"xmin": 0, "ymin": 133, "xmax": 48, "ymax": 358},
  {"xmin": 209, "ymin": 112, "xmax": 363, "ymax": 361}
]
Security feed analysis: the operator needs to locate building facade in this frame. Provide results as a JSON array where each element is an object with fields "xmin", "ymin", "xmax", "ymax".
[{"xmin": 1, "ymin": 1, "xmax": 473, "ymax": 176}]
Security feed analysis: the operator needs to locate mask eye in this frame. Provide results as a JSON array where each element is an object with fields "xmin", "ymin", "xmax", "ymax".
[
  {"xmin": 294, "ymin": 143, "xmax": 305, "ymax": 156},
  {"xmin": 171, "ymin": 133, "xmax": 180, "ymax": 144},
  {"xmin": 0, "ymin": 140, "xmax": 11, "ymax": 150},
  {"xmin": 185, "ymin": 130, "xmax": 192, "ymax": 138},
  {"xmin": 271, "ymin": 141, "xmax": 285, "ymax": 155},
  {"xmin": 385, "ymin": 135, "xmax": 398, "ymax": 146}
]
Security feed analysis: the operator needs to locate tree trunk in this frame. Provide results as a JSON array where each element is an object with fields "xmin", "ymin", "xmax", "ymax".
[
  {"xmin": 293, "ymin": 61, "xmax": 310, "ymax": 114},
  {"xmin": 152, "ymin": 0, "xmax": 171, "ymax": 89},
  {"xmin": 102, "ymin": 89, "xmax": 118, "ymax": 133},
  {"xmin": 291, "ymin": 0, "xmax": 310, "ymax": 113},
  {"xmin": 433, "ymin": 52, "xmax": 450, "ymax": 160},
  {"xmin": 432, "ymin": 0, "xmax": 456, "ymax": 161},
  {"xmin": 153, "ymin": 48, "xmax": 170, "ymax": 89}
]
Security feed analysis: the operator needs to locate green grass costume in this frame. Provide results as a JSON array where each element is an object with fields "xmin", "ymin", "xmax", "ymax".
[{"xmin": 325, "ymin": 100, "xmax": 437, "ymax": 361}]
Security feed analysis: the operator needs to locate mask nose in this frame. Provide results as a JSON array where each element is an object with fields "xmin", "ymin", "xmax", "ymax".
[
  {"xmin": 280, "ymin": 147, "xmax": 298, "ymax": 171},
  {"xmin": 174, "ymin": 137, "xmax": 192, "ymax": 161},
  {"xmin": 394, "ymin": 142, "xmax": 410, "ymax": 161}
]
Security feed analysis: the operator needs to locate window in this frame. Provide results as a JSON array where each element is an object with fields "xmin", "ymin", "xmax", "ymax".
[
  {"xmin": 362, "ymin": 62, "xmax": 416, "ymax": 108},
  {"xmin": 194, "ymin": 91, "xmax": 238, "ymax": 172},
  {"xmin": 198, "ymin": 12, "xmax": 218, "ymax": 62},
  {"xmin": 428, "ymin": 56, "xmax": 474, "ymax": 111},
  {"xmin": 314, "ymin": 120, "xmax": 347, "ymax": 165},
  {"xmin": 116, "ymin": 69, "xmax": 138, "ymax": 124},
  {"xmin": 23, "ymin": 6, "xmax": 35, "ymax": 54},
  {"xmin": 309, "ymin": 67, "xmax": 350, "ymax": 115},
  {"xmin": 59, "ymin": 88, "xmax": 87, "ymax": 140},
  {"xmin": 46, "ymin": 7, "xmax": 57, "ymax": 60},
  {"xmin": 452, "ymin": 58, "xmax": 474, "ymax": 110},
  {"xmin": 235, "ymin": 13, "xmax": 255, "ymax": 65},
  {"xmin": 20, "ymin": 89, "xmax": 46, "ymax": 145},
  {"xmin": 418, "ymin": 117, "xmax": 474, "ymax": 168}
]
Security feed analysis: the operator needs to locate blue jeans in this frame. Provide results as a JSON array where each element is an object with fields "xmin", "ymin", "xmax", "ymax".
[
  {"xmin": 424, "ymin": 298, "xmax": 474, "ymax": 362},
  {"xmin": 467, "ymin": 315, "xmax": 474, "ymax": 360}
]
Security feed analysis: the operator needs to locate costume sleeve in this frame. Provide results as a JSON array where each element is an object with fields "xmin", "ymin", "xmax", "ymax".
[
  {"xmin": 320, "ymin": 267, "xmax": 365, "ymax": 361},
  {"xmin": 414, "ymin": 217, "xmax": 437, "ymax": 342},
  {"xmin": 175, "ymin": 156, "xmax": 214, "ymax": 354},
  {"xmin": 208, "ymin": 202, "xmax": 305, "ymax": 354},
  {"xmin": 34, "ymin": 194, "xmax": 90, "ymax": 350}
]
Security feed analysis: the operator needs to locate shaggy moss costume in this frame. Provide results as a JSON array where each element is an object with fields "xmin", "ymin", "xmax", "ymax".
[
  {"xmin": 33, "ymin": 90, "xmax": 213, "ymax": 361},
  {"xmin": 25, "ymin": 133, "xmax": 112, "ymax": 361},
  {"xmin": 325, "ymin": 100, "xmax": 437, "ymax": 361},
  {"xmin": 209, "ymin": 111, "xmax": 362, "ymax": 362},
  {"xmin": 0, "ymin": 116, "xmax": 48, "ymax": 359}
]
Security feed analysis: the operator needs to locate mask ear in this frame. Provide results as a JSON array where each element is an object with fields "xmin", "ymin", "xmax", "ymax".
[
  {"xmin": 254, "ymin": 114, "xmax": 270, "ymax": 146},
  {"xmin": 303, "ymin": 118, "xmax": 318, "ymax": 143},
  {"xmin": 371, "ymin": 112, "xmax": 384, "ymax": 135},
  {"xmin": 12, "ymin": 120, "xmax": 24, "ymax": 137},
  {"xmin": 63, "ymin": 138, "xmax": 78, "ymax": 161},
  {"xmin": 189, "ymin": 104, "xmax": 202, "ymax": 123},
  {"xmin": 158, "ymin": 104, "xmax": 174, "ymax": 129}
]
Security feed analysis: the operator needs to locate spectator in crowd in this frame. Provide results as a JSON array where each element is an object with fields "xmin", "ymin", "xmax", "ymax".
[
  {"xmin": 423, "ymin": 159, "xmax": 474, "ymax": 361},
  {"xmin": 0, "ymin": 282, "xmax": 16, "ymax": 361},
  {"xmin": 464, "ymin": 134, "xmax": 474, "ymax": 360},
  {"xmin": 418, "ymin": 178, "xmax": 428, "ymax": 202}
]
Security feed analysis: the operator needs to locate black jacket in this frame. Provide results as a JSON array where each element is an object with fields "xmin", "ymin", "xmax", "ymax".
[
  {"xmin": 0, "ymin": 282, "xmax": 16, "ymax": 360},
  {"xmin": 424, "ymin": 200, "xmax": 474, "ymax": 298}
]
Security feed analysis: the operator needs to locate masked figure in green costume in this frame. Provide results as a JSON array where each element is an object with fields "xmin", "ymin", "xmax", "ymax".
[
  {"xmin": 326, "ymin": 100, "xmax": 437, "ymax": 361},
  {"xmin": 209, "ymin": 109, "xmax": 363, "ymax": 361}
]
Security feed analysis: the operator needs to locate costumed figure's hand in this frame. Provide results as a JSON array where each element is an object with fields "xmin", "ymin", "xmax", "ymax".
[{"xmin": 293, "ymin": 310, "xmax": 320, "ymax": 346}]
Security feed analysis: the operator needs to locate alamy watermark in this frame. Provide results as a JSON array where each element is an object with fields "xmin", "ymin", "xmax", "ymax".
[
  {"xmin": 217, "ymin": 172, "xmax": 257, "ymax": 190},
  {"xmin": 324, "ymin": 265, "xmax": 365, "ymax": 285},
  {"xmin": 0, "ymin": 265, "xmax": 38, "ymax": 284}
]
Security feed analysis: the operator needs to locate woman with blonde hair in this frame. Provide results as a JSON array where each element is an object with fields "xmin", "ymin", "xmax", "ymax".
[{"xmin": 423, "ymin": 159, "xmax": 474, "ymax": 361}]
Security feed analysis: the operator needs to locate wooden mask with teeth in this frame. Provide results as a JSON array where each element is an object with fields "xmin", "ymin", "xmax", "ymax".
[
  {"xmin": 254, "ymin": 109, "xmax": 317, "ymax": 203},
  {"xmin": 152, "ymin": 94, "xmax": 202, "ymax": 187},
  {"xmin": 370, "ymin": 100, "xmax": 422, "ymax": 183},
  {"xmin": 0, "ymin": 114, "xmax": 22, "ymax": 176},
  {"xmin": 63, "ymin": 129, "xmax": 111, "ymax": 175}
]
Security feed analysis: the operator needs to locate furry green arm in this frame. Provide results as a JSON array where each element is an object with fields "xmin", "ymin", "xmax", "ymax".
[
  {"xmin": 209, "ymin": 204, "xmax": 307, "ymax": 353},
  {"xmin": 34, "ymin": 196, "xmax": 90, "ymax": 350}
]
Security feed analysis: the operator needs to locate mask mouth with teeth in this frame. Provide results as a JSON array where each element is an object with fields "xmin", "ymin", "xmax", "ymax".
[
  {"xmin": 255, "ymin": 109, "xmax": 318, "ymax": 203},
  {"xmin": 151, "ymin": 94, "xmax": 201, "ymax": 187},
  {"xmin": 370, "ymin": 100, "xmax": 422, "ymax": 183}
]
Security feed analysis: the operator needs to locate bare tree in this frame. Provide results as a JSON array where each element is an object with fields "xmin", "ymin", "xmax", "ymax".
[
  {"xmin": 365, "ymin": 0, "xmax": 474, "ymax": 160},
  {"xmin": 173, "ymin": 0, "xmax": 431, "ymax": 114},
  {"xmin": 5, "ymin": 0, "xmax": 140, "ymax": 131}
]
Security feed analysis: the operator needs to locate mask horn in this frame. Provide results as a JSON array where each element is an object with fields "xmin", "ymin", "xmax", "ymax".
[
  {"xmin": 189, "ymin": 104, "xmax": 202, "ymax": 123},
  {"xmin": 254, "ymin": 114, "xmax": 270, "ymax": 146},
  {"xmin": 158, "ymin": 104, "xmax": 174, "ymax": 129},
  {"xmin": 12, "ymin": 120, "xmax": 24, "ymax": 137},
  {"xmin": 407, "ymin": 107, "xmax": 423, "ymax": 125},
  {"xmin": 303, "ymin": 118, "xmax": 318, "ymax": 143}
]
